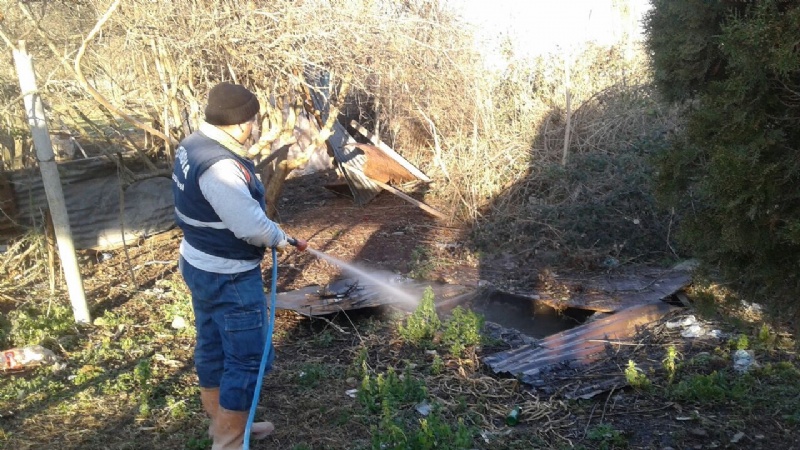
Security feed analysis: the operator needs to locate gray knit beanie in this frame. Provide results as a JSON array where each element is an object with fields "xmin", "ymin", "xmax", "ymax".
[{"xmin": 204, "ymin": 82, "xmax": 260, "ymax": 126}]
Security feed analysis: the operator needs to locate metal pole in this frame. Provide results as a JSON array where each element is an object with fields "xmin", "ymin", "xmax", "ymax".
[{"xmin": 12, "ymin": 40, "xmax": 90, "ymax": 324}]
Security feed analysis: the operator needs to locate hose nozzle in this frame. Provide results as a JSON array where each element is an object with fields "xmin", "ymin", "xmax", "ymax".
[{"xmin": 286, "ymin": 237, "xmax": 308, "ymax": 252}]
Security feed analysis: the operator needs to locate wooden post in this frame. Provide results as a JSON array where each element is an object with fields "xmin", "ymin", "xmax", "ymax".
[{"xmin": 13, "ymin": 41, "xmax": 90, "ymax": 324}]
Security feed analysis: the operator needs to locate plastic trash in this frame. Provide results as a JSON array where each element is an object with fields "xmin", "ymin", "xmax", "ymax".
[
  {"xmin": 415, "ymin": 401, "xmax": 432, "ymax": 416},
  {"xmin": 733, "ymin": 349, "xmax": 757, "ymax": 374},
  {"xmin": 1, "ymin": 345, "xmax": 58, "ymax": 371}
]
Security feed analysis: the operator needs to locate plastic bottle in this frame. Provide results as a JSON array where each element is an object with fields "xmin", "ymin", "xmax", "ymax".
[
  {"xmin": 1, "ymin": 345, "xmax": 57, "ymax": 371},
  {"xmin": 505, "ymin": 406, "xmax": 521, "ymax": 426}
]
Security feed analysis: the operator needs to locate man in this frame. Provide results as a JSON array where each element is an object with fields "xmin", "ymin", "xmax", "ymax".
[{"xmin": 172, "ymin": 82, "xmax": 300, "ymax": 449}]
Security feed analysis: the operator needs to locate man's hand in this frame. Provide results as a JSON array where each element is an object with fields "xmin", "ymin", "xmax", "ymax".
[{"xmin": 274, "ymin": 238, "xmax": 289, "ymax": 254}]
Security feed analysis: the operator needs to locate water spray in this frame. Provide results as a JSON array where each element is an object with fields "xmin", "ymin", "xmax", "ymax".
[{"xmin": 245, "ymin": 236, "xmax": 418, "ymax": 448}]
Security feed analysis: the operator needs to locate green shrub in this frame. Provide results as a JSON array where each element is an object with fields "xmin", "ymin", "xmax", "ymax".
[
  {"xmin": 646, "ymin": 0, "xmax": 800, "ymax": 315},
  {"xmin": 398, "ymin": 287, "xmax": 441, "ymax": 348},
  {"xmin": 358, "ymin": 367, "xmax": 427, "ymax": 414},
  {"xmin": 442, "ymin": 307, "xmax": 484, "ymax": 357}
]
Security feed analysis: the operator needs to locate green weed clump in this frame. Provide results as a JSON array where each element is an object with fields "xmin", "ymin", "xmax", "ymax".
[
  {"xmin": 586, "ymin": 423, "xmax": 628, "ymax": 450},
  {"xmin": 358, "ymin": 367, "xmax": 427, "ymax": 414},
  {"xmin": 624, "ymin": 360, "xmax": 651, "ymax": 390},
  {"xmin": 372, "ymin": 410, "xmax": 472, "ymax": 450},
  {"xmin": 398, "ymin": 288, "xmax": 486, "ymax": 359},
  {"xmin": 371, "ymin": 399, "xmax": 473, "ymax": 450},
  {"xmin": 442, "ymin": 307, "xmax": 484, "ymax": 358},
  {"xmin": 670, "ymin": 371, "xmax": 745, "ymax": 403},
  {"xmin": 1, "ymin": 301, "xmax": 75, "ymax": 349},
  {"xmin": 398, "ymin": 287, "xmax": 441, "ymax": 348},
  {"xmin": 663, "ymin": 345, "xmax": 679, "ymax": 384}
]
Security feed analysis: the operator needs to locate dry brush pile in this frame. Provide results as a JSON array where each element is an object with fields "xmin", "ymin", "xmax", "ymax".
[{"xmin": 0, "ymin": 0, "xmax": 680, "ymax": 266}]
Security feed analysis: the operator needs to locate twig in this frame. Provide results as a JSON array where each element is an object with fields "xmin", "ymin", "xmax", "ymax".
[
  {"xmin": 309, "ymin": 313, "xmax": 349, "ymax": 335},
  {"xmin": 335, "ymin": 305, "xmax": 364, "ymax": 345},
  {"xmin": 582, "ymin": 402, "xmax": 598, "ymax": 439},
  {"xmin": 72, "ymin": 0, "xmax": 176, "ymax": 147},
  {"xmin": 0, "ymin": 22, "xmax": 13, "ymax": 49},
  {"xmin": 599, "ymin": 386, "xmax": 616, "ymax": 424}
]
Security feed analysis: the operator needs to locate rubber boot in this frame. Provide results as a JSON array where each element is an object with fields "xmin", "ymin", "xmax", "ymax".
[
  {"xmin": 199, "ymin": 387, "xmax": 220, "ymax": 438},
  {"xmin": 211, "ymin": 407, "xmax": 275, "ymax": 450}
]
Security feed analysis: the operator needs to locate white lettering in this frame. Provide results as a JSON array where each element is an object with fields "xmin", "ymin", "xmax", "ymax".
[
  {"xmin": 176, "ymin": 146, "xmax": 190, "ymax": 178},
  {"xmin": 172, "ymin": 172, "xmax": 184, "ymax": 191}
]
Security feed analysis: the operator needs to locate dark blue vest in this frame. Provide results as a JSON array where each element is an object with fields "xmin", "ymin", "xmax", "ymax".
[{"xmin": 172, "ymin": 132, "xmax": 266, "ymax": 261}]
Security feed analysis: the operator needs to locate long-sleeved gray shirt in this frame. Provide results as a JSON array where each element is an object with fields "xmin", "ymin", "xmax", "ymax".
[{"xmin": 179, "ymin": 123, "xmax": 287, "ymax": 274}]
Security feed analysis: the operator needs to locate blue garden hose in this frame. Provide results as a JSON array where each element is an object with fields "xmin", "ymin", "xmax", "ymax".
[{"xmin": 243, "ymin": 247, "xmax": 278, "ymax": 450}]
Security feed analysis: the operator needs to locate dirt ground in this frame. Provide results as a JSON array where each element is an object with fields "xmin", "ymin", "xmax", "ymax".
[
  {"xmin": 270, "ymin": 170, "xmax": 484, "ymax": 290},
  {"xmin": 3, "ymin": 169, "xmax": 799, "ymax": 450}
]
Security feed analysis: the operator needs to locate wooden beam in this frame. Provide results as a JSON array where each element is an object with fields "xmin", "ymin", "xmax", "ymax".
[{"xmin": 349, "ymin": 166, "xmax": 446, "ymax": 220}]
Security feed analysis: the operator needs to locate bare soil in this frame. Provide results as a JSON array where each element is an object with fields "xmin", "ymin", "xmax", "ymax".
[{"xmin": 2, "ymin": 169, "xmax": 799, "ymax": 450}]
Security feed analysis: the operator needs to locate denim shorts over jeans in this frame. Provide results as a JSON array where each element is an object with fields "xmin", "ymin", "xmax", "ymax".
[{"xmin": 179, "ymin": 257, "xmax": 275, "ymax": 411}]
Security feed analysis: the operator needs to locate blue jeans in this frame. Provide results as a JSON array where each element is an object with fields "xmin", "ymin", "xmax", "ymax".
[{"xmin": 179, "ymin": 257, "xmax": 275, "ymax": 411}]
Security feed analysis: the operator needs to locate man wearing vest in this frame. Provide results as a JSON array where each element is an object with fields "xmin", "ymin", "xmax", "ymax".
[{"xmin": 172, "ymin": 82, "xmax": 294, "ymax": 449}]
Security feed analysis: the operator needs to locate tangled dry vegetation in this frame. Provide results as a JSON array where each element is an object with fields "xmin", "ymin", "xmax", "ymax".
[{"xmin": 1, "ymin": 1, "xmax": 680, "ymax": 260}]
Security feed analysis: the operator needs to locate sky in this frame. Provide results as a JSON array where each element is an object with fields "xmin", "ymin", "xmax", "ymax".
[{"xmin": 445, "ymin": 0, "xmax": 652, "ymax": 64}]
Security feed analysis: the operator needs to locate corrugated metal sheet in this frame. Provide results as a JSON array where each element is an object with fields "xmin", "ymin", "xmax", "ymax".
[
  {"xmin": 483, "ymin": 302, "xmax": 677, "ymax": 386},
  {"xmin": 305, "ymin": 69, "xmax": 383, "ymax": 206},
  {"xmin": 518, "ymin": 268, "xmax": 692, "ymax": 313},
  {"xmin": 8, "ymin": 155, "xmax": 175, "ymax": 249}
]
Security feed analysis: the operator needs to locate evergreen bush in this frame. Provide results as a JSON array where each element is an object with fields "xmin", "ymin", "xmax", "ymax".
[{"xmin": 646, "ymin": 0, "xmax": 800, "ymax": 316}]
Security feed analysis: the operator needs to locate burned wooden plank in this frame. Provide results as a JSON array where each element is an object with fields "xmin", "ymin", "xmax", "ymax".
[{"xmin": 275, "ymin": 278, "xmax": 475, "ymax": 316}]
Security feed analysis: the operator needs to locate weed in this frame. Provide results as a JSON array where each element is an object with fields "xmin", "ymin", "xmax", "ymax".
[
  {"xmin": 586, "ymin": 423, "xmax": 627, "ymax": 449},
  {"xmin": 756, "ymin": 323, "xmax": 777, "ymax": 349},
  {"xmin": 4, "ymin": 301, "xmax": 75, "ymax": 348},
  {"xmin": 186, "ymin": 436, "xmax": 212, "ymax": 450},
  {"xmin": 358, "ymin": 367, "xmax": 427, "ymax": 414},
  {"xmin": 734, "ymin": 334, "xmax": 749, "ymax": 351},
  {"xmin": 349, "ymin": 346, "xmax": 369, "ymax": 380},
  {"xmin": 371, "ymin": 403, "xmax": 473, "ymax": 450},
  {"xmin": 165, "ymin": 395, "xmax": 189, "ymax": 420},
  {"xmin": 73, "ymin": 364, "xmax": 105, "ymax": 386},
  {"xmin": 134, "ymin": 359, "xmax": 153, "ymax": 386},
  {"xmin": 134, "ymin": 358, "xmax": 154, "ymax": 419},
  {"xmin": 670, "ymin": 371, "xmax": 745, "ymax": 403},
  {"xmin": 312, "ymin": 329, "xmax": 335, "ymax": 348},
  {"xmin": 441, "ymin": 307, "xmax": 484, "ymax": 358},
  {"xmin": 663, "ymin": 345, "xmax": 679, "ymax": 383},
  {"xmin": 398, "ymin": 287, "xmax": 441, "ymax": 348},
  {"xmin": 408, "ymin": 246, "xmax": 436, "ymax": 280},
  {"xmin": 430, "ymin": 354, "xmax": 444, "ymax": 375},
  {"xmin": 296, "ymin": 363, "xmax": 329, "ymax": 389},
  {"xmin": 624, "ymin": 360, "xmax": 650, "ymax": 390}
]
